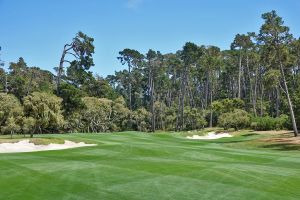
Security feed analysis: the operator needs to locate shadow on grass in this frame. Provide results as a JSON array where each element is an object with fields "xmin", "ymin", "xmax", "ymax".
[
  {"xmin": 241, "ymin": 133, "xmax": 259, "ymax": 137},
  {"xmin": 261, "ymin": 143, "xmax": 300, "ymax": 151},
  {"xmin": 212, "ymin": 140, "xmax": 246, "ymax": 144}
]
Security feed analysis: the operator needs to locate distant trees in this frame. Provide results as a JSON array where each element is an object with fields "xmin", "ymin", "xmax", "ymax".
[
  {"xmin": 0, "ymin": 11, "xmax": 299, "ymax": 136},
  {"xmin": 7, "ymin": 58, "xmax": 54, "ymax": 100}
]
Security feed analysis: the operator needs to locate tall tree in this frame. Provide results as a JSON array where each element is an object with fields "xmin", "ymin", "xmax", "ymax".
[
  {"xmin": 56, "ymin": 31, "xmax": 95, "ymax": 94},
  {"xmin": 258, "ymin": 10, "xmax": 298, "ymax": 136},
  {"xmin": 176, "ymin": 42, "xmax": 201, "ymax": 131},
  {"xmin": 231, "ymin": 34, "xmax": 253, "ymax": 99},
  {"xmin": 201, "ymin": 46, "xmax": 222, "ymax": 127},
  {"xmin": 145, "ymin": 49, "xmax": 163, "ymax": 132},
  {"xmin": 117, "ymin": 49, "xmax": 144, "ymax": 110},
  {"xmin": 0, "ymin": 47, "xmax": 6, "ymax": 93}
]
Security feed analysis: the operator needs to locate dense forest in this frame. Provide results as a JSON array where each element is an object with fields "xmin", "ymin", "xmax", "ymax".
[{"xmin": 0, "ymin": 10, "xmax": 300, "ymax": 136}]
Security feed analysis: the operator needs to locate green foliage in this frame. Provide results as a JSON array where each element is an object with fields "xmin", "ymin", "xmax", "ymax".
[
  {"xmin": 111, "ymin": 96, "xmax": 130, "ymax": 131},
  {"xmin": 81, "ymin": 97, "xmax": 113, "ymax": 132},
  {"xmin": 79, "ymin": 96, "xmax": 130, "ymax": 132},
  {"xmin": 184, "ymin": 107, "xmax": 207, "ymax": 130},
  {"xmin": 8, "ymin": 58, "xmax": 54, "ymax": 99},
  {"xmin": 0, "ymin": 93, "xmax": 23, "ymax": 134},
  {"xmin": 211, "ymin": 98, "xmax": 244, "ymax": 114},
  {"xmin": 83, "ymin": 76, "xmax": 118, "ymax": 99},
  {"xmin": 22, "ymin": 117, "xmax": 36, "ymax": 136},
  {"xmin": 211, "ymin": 98, "xmax": 245, "ymax": 126},
  {"xmin": 163, "ymin": 105, "xmax": 177, "ymax": 131},
  {"xmin": 251, "ymin": 115, "xmax": 289, "ymax": 131},
  {"xmin": 132, "ymin": 108, "xmax": 151, "ymax": 132},
  {"xmin": 56, "ymin": 31, "xmax": 95, "ymax": 94},
  {"xmin": 218, "ymin": 109, "xmax": 251, "ymax": 130},
  {"xmin": 58, "ymin": 83, "xmax": 85, "ymax": 115},
  {"xmin": 118, "ymin": 49, "xmax": 144, "ymax": 67},
  {"xmin": 23, "ymin": 92, "xmax": 64, "ymax": 133},
  {"xmin": 1, "ymin": 11, "xmax": 300, "ymax": 134},
  {"xmin": 1, "ymin": 117, "xmax": 21, "ymax": 137}
]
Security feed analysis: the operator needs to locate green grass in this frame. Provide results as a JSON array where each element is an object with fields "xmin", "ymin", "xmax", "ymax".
[{"xmin": 0, "ymin": 131, "xmax": 300, "ymax": 200}]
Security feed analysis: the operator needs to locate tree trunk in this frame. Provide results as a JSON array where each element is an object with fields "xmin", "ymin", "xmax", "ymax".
[
  {"xmin": 253, "ymin": 67, "xmax": 258, "ymax": 116},
  {"xmin": 238, "ymin": 49, "xmax": 242, "ymax": 99},
  {"xmin": 205, "ymin": 72, "xmax": 209, "ymax": 108},
  {"xmin": 26, "ymin": 70, "xmax": 34, "ymax": 96},
  {"xmin": 150, "ymin": 75, "xmax": 155, "ymax": 132},
  {"xmin": 128, "ymin": 64, "xmax": 132, "ymax": 111},
  {"xmin": 209, "ymin": 91, "xmax": 213, "ymax": 128},
  {"xmin": 176, "ymin": 67, "xmax": 187, "ymax": 131},
  {"xmin": 57, "ymin": 45, "xmax": 67, "ymax": 95},
  {"xmin": 279, "ymin": 61, "xmax": 298, "ymax": 136},
  {"xmin": 275, "ymin": 86, "xmax": 280, "ymax": 117},
  {"xmin": 260, "ymin": 83, "xmax": 264, "ymax": 117},
  {"xmin": 5, "ymin": 73, "xmax": 8, "ymax": 93}
]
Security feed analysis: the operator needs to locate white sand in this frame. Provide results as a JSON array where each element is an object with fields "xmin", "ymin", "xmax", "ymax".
[
  {"xmin": 187, "ymin": 132, "xmax": 232, "ymax": 140},
  {"xmin": 0, "ymin": 140, "xmax": 96, "ymax": 153}
]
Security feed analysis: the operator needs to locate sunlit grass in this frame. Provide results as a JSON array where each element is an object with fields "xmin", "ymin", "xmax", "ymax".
[{"xmin": 0, "ymin": 131, "xmax": 300, "ymax": 200}]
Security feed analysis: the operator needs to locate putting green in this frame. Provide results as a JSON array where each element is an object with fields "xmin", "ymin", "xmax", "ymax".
[{"xmin": 0, "ymin": 132, "xmax": 299, "ymax": 200}]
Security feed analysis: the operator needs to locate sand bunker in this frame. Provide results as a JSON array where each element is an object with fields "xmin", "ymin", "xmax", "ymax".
[
  {"xmin": 187, "ymin": 132, "xmax": 232, "ymax": 140},
  {"xmin": 0, "ymin": 140, "xmax": 96, "ymax": 153}
]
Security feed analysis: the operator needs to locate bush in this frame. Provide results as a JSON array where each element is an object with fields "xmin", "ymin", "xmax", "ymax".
[
  {"xmin": 251, "ymin": 114, "xmax": 289, "ymax": 131},
  {"xmin": 218, "ymin": 109, "xmax": 250, "ymax": 130},
  {"xmin": 132, "ymin": 108, "xmax": 151, "ymax": 132},
  {"xmin": 0, "ymin": 93, "xmax": 23, "ymax": 135},
  {"xmin": 211, "ymin": 98, "xmax": 244, "ymax": 114},
  {"xmin": 23, "ymin": 92, "xmax": 64, "ymax": 133},
  {"xmin": 184, "ymin": 107, "xmax": 207, "ymax": 130}
]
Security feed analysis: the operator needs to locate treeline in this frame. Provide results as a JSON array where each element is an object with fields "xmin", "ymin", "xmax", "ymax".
[{"xmin": 0, "ymin": 10, "xmax": 299, "ymax": 136}]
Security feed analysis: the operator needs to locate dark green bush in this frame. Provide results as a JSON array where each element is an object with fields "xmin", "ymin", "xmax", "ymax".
[
  {"xmin": 218, "ymin": 109, "xmax": 250, "ymax": 130},
  {"xmin": 250, "ymin": 114, "xmax": 289, "ymax": 131}
]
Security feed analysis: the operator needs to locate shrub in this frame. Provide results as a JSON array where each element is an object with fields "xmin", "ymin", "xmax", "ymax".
[
  {"xmin": 81, "ymin": 97, "xmax": 113, "ymax": 132},
  {"xmin": 132, "ymin": 108, "xmax": 151, "ymax": 132},
  {"xmin": 251, "ymin": 115, "xmax": 289, "ymax": 131},
  {"xmin": 211, "ymin": 98, "xmax": 244, "ymax": 114},
  {"xmin": 23, "ymin": 92, "xmax": 64, "ymax": 133},
  {"xmin": 0, "ymin": 93, "xmax": 23, "ymax": 135},
  {"xmin": 184, "ymin": 107, "xmax": 207, "ymax": 130},
  {"xmin": 218, "ymin": 109, "xmax": 250, "ymax": 130}
]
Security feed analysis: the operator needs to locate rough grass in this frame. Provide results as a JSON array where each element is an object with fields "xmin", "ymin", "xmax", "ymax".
[
  {"xmin": 0, "ymin": 136, "xmax": 65, "ymax": 145},
  {"xmin": 0, "ymin": 131, "xmax": 300, "ymax": 200},
  {"xmin": 0, "ymin": 135, "xmax": 95, "ymax": 145}
]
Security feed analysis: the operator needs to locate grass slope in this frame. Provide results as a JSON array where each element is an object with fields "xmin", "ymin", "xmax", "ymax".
[{"xmin": 0, "ymin": 132, "xmax": 300, "ymax": 200}]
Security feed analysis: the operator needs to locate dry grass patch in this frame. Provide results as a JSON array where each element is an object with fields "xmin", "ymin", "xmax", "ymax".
[{"xmin": 0, "ymin": 137, "xmax": 65, "ymax": 145}]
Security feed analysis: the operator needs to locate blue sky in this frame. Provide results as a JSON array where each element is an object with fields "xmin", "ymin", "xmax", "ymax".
[{"xmin": 1, "ymin": 0, "xmax": 300, "ymax": 77}]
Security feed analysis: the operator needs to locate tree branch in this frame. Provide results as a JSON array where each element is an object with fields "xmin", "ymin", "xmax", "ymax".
[
  {"xmin": 66, "ymin": 52, "xmax": 79, "ymax": 59},
  {"xmin": 279, "ymin": 81, "xmax": 287, "ymax": 95},
  {"xmin": 63, "ymin": 60, "xmax": 72, "ymax": 64}
]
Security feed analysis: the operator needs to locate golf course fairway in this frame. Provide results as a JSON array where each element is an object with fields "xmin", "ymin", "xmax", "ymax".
[{"xmin": 0, "ymin": 132, "xmax": 300, "ymax": 200}]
